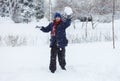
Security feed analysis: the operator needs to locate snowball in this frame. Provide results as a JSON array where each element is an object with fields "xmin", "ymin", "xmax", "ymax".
[{"xmin": 64, "ymin": 6, "xmax": 73, "ymax": 15}]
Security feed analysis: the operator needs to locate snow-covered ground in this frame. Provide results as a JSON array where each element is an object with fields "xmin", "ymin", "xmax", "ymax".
[
  {"xmin": 0, "ymin": 17, "xmax": 120, "ymax": 81},
  {"xmin": 0, "ymin": 17, "xmax": 120, "ymax": 47},
  {"xmin": 0, "ymin": 17, "xmax": 49, "ymax": 46},
  {"xmin": 0, "ymin": 42, "xmax": 120, "ymax": 81}
]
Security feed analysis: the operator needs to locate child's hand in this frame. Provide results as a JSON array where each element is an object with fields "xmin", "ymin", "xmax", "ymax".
[{"xmin": 36, "ymin": 26, "xmax": 42, "ymax": 29}]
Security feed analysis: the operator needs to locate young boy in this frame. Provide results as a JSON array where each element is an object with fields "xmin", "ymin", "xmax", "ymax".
[{"xmin": 36, "ymin": 8, "xmax": 72, "ymax": 73}]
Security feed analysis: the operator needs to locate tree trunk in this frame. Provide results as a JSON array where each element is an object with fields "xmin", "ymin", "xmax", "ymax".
[
  {"xmin": 85, "ymin": 20, "xmax": 88, "ymax": 38},
  {"xmin": 112, "ymin": 0, "xmax": 115, "ymax": 49},
  {"xmin": 49, "ymin": 0, "xmax": 52, "ymax": 21}
]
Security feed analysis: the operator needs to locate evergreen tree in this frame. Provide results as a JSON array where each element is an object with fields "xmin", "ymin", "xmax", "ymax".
[
  {"xmin": 0, "ymin": 0, "xmax": 10, "ymax": 17},
  {"xmin": 12, "ymin": 3, "xmax": 23, "ymax": 23},
  {"xmin": 35, "ymin": 0, "xmax": 44, "ymax": 21},
  {"xmin": 20, "ymin": 1, "xmax": 35, "ymax": 23}
]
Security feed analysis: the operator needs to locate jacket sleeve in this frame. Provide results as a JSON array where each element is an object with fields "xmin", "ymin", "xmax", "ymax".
[
  {"xmin": 63, "ymin": 15, "xmax": 72, "ymax": 29},
  {"xmin": 40, "ymin": 22, "xmax": 52, "ymax": 33}
]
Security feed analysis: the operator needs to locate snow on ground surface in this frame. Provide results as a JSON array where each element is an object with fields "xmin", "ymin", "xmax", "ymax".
[
  {"xmin": 0, "ymin": 17, "xmax": 120, "ymax": 46},
  {"xmin": 0, "ymin": 17, "xmax": 120, "ymax": 81},
  {"xmin": 0, "ymin": 17, "xmax": 49, "ymax": 46},
  {"xmin": 0, "ymin": 42, "xmax": 120, "ymax": 81}
]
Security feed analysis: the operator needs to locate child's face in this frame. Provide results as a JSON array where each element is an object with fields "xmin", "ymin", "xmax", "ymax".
[{"xmin": 55, "ymin": 17, "xmax": 61, "ymax": 22}]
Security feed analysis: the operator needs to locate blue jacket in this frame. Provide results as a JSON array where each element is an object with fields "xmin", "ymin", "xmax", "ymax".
[{"xmin": 40, "ymin": 17, "xmax": 71, "ymax": 48}]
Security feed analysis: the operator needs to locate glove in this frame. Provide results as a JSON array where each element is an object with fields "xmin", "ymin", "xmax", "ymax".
[
  {"xmin": 64, "ymin": 6, "xmax": 73, "ymax": 15},
  {"xmin": 67, "ymin": 15, "xmax": 72, "ymax": 19},
  {"xmin": 35, "ymin": 26, "xmax": 42, "ymax": 29}
]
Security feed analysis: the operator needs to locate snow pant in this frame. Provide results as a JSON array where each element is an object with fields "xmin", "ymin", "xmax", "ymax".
[{"xmin": 49, "ymin": 42, "xmax": 66, "ymax": 73}]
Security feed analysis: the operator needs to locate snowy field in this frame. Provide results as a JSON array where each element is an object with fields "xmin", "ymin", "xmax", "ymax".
[
  {"xmin": 0, "ymin": 17, "xmax": 120, "ymax": 47},
  {"xmin": 0, "ymin": 42, "xmax": 120, "ymax": 81},
  {"xmin": 0, "ymin": 17, "xmax": 120, "ymax": 81}
]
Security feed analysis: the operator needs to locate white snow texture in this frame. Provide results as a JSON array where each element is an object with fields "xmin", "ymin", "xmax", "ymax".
[
  {"xmin": 0, "ymin": 6, "xmax": 120, "ymax": 81},
  {"xmin": 64, "ymin": 6, "xmax": 73, "ymax": 15}
]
